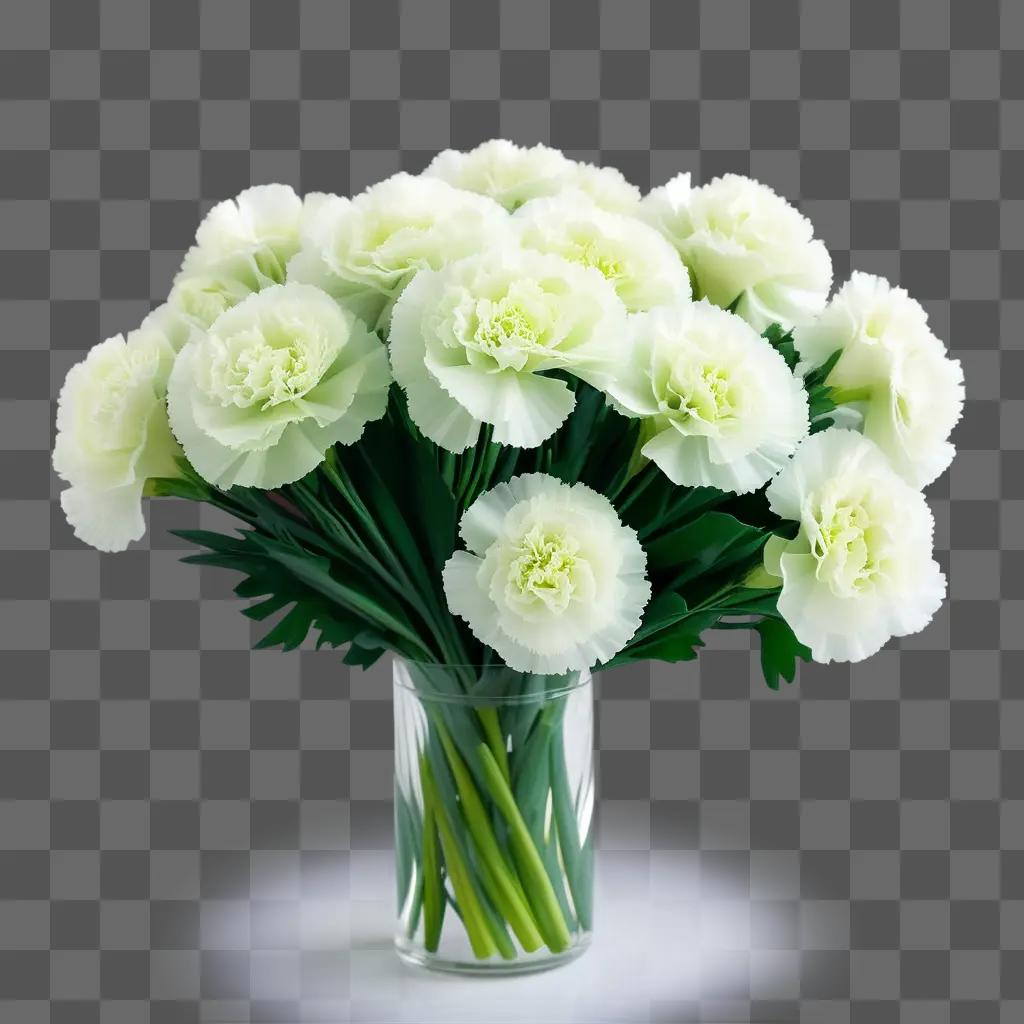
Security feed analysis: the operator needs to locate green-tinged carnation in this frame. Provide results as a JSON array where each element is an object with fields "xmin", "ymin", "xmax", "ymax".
[
  {"xmin": 167, "ymin": 282, "xmax": 391, "ymax": 489},
  {"xmin": 388, "ymin": 248, "xmax": 627, "ymax": 452},
  {"xmin": 443, "ymin": 473, "xmax": 652, "ymax": 673},
  {"xmin": 169, "ymin": 184, "xmax": 310, "ymax": 327},
  {"xmin": 53, "ymin": 310, "xmax": 185, "ymax": 552}
]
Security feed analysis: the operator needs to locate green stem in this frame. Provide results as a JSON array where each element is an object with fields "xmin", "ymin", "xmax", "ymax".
[
  {"xmin": 476, "ymin": 706, "xmax": 510, "ymax": 784},
  {"xmin": 288, "ymin": 481, "xmax": 445, "ymax": 647},
  {"xmin": 436, "ymin": 726, "xmax": 544, "ymax": 953},
  {"xmin": 322, "ymin": 455, "xmax": 461, "ymax": 663},
  {"xmin": 420, "ymin": 755, "xmax": 444, "ymax": 952},
  {"xmin": 478, "ymin": 743, "xmax": 573, "ymax": 953},
  {"xmin": 403, "ymin": 872, "xmax": 424, "ymax": 940},
  {"xmin": 461, "ymin": 436, "xmax": 500, "ymax": 509},
  {"xmin": 439, "ymin": 450, "xmax": 456, "ymax": 490},
  {"xmin": 421, "ymin": 758, "xmax": 497, "ymax": 960},
  {"xmin": 549, "ymin": 730, "xmax": 591, "ymax": 930},
  {"xmin": 617, "ymin": 459, "xmax": 660, "ymax": 513},
  {"xmin": 829, "ymin": 385, "xmax": 871, "ymax": 405},
  {"xmin": 638, "ymin": 486, "xmax": 726, "ymax": 544}
]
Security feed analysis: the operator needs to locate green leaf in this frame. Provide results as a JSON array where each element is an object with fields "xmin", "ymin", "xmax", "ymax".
[
  {"xmin": 144, "ymin": 475, "xmax": 210, "ymax": 502},
  {"xmin": 177, "ymin": 522, "xmax": 401, "ymax": 660},
  {"xmin": 762, "ymin": 323, "xmax": 798, "ymax": 370},
  {"xmin": 621, "ymin": 609, "xmax": 721, "ymax": 664},
  {"xmin": 342, "ymin": 641, "xmax": 385, "ymax": 667},
  {"xmin": 240, "ymin": 593, "xmax": 291, "ymax": 622},
  {"xmin": 754, "ymin": 616, "xmax": 811, "ymax": 690},
  {"xmin": 254, "ymin": 603, "xmax": 317, "ymax": 652},
  {"xmin": 804, "ymin": 347, "xmax": 842, "ymax": 389},
  {"xmin": 250, "ymin": 533, "xmax": 423, "ymax": 648},
  {"xmin": 714, "ymin": 488, "xmax": 778, "ymax": 533},
  {"xmin": 332, "ymin": 396, "xmax": 458, "ymax": 594},
  {"xmin": 808, "ymin": 386, "xmax": 837, "ymax": 419},
  {"xmin": 171, "ymin": 528, "xmax": 249, "ymax": 555},
  {"xmin": 604, "ymin": 591, "xmax": 719, "ymax": 667},
  {"xmin": 547, "ymin": 383, "xmax": 607, "ymax": 484},
  {"xmin": 630, "ymin": 591, "xmax": 691, "ymax": 644},
  {"xmin": 575, "ymin": 405, "xmax": 641, "ymax": 497},
  {"xmin": 631, "ymin": 484, "xmax": 726, "ymax": 542},
  {"xmin": 646, "ymin": 511, "xmax": 770, "ymax": 588},
  {"xmin": 714, "ymin": 586, "xmax": 786, "ymax": 618}
]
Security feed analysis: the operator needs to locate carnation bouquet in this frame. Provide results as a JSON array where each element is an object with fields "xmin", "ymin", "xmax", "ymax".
[{"xmin": 53, "ymin": 140, "xmax": 963, "ymax": 973}]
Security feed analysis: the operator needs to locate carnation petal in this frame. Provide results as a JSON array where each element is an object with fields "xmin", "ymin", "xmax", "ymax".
[
  {"xmin": 613, "ymin": 302, "xmax": 809, "ymax": 495},
  {"xmin": 514, "ymin": 190, "xmax": 690, "ymax": 313},
  {"xmin": 644, "ymin": 173, "xmax": 831, "ymax": 330},
  {"xmin": 53, "ymin": 329, "xmax": 183, "ymax": 550},
  {"xmin": 430, "ymin": 362, "xmax": 575, "ymax": 448},
  {"xmin": 794, "ymin": 273, "xmax": 964, "ymax": 487},
  {"xmin": 61, "ymin": 482, "xmax": 147, "ymax": 554},
  {"xmin": 443, "ymin": 474, "xmax": 651, "ymax": 673},
  {"xmin": 458, "ymin": 480, "xmax": 523, "ymax": 554},
  {"xmin": 167, "ymin": 282, "xmax": 391, "ymax": 489},
  {"xmin": 390, "ymin": 248, "xmax": 625, "ymax": 453},
  {"xmin": 765, "ymin": 428, "xmax": 945, "ymax": 664},
  {"xmin": 287, "ymin": 174, "xmax": 509, "ymax": 329}
]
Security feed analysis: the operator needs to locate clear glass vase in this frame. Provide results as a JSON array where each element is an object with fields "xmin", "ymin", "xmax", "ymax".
[{"xmin": 392, "ymin": 658, "xmax": 595, "ymax": 974}]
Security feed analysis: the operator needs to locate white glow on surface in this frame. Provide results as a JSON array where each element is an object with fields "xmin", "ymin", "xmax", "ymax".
[{"xmin": 180, "ymin": 846, "xmax": 834, "ymax": 1022}]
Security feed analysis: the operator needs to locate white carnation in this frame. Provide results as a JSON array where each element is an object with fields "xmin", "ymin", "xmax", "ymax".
[
  {"xmin": 423, "ymin": 139, "xmax": 641, "ymax": 213},
  {"xmin": 286, "ymin": 173, "xmax": 509, "ymax": 329},
  {"xmin": 169, "ymin": 184, "xmax": 309, "ymax": 327},
  {"xmin": 166, "ymin": 282, "xmax": 391, "ymax": 490},
  {"xmin": 567, "ymin": 160, "xmax": 642, "ymax": 214},
  {"xmin": 764, "ymin": 428, "xmax": 946, "ymax": 663},
  {"xmin": 794, "ymin": 272, "xmax": 965, "ymax": 487},
  {"xmin": 424, "ymin": 140, "xmax": 568, "ymax": 210},
  {"xmin": 606, "ymin": 301, "xmax": 809, "ymax": 493},
  {"xmin": 388, "ymin": 248, "xmax": 626, "ymax": 452},
  {"xmin": 53, "ymin": 316, "xmax": 183, "ymax": 552},
  {"xmin": 642, "ymin": 172, "xmax": 832, "ymax": 331},
  {"xmin": 443, "ymin": 473, "xmax": 651, "ymax": 673},
  {"xmin": 514, "ymin": 191, "xmax": 690, "ymax": 313}
]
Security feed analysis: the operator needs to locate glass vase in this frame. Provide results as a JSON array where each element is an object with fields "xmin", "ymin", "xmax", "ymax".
[{"xmin": 392, "ymin": 658, "xmax": 595, "ymax": 975}]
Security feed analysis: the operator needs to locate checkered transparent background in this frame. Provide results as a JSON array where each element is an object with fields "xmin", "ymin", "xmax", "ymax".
[{"xmin": 0, "ymin": 0, "xmax": 1021, "ymax": 1020}]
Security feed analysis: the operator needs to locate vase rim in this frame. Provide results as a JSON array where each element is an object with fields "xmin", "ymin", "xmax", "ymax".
[{"xmin": 392, "ymin": 657, "xmax": 593, "ymax": 705}]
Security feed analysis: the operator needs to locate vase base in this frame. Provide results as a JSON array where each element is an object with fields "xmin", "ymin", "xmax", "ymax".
[{"xmin": 395, "ymin": 933, "xmax": 591, "ymax": 977}]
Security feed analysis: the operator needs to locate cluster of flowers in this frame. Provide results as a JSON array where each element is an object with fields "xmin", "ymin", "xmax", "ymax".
[{"xmin": 53, "ymin": 140, "xmax": 963, "ymax": 671}]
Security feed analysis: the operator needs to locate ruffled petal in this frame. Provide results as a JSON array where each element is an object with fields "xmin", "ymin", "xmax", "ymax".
[
  {"xmin": 61, "ymin": 482, "xmax": 147, "ymax": 553},
  {"xmin": 513, "ymin": 190, "xmax": 690, "ymax": 313},
  {"xmin": 443, "ymin": 473, "xmax": 651, "ymax": 673},
  {"xmin": 397, "ymin": 359, "xmax": 481, "ymax": 453},
  {"xmin": 767, "ymin": 428, "xmax": 946, "ymax": 664},
  {"xmin": 430, "ymin": 362, "xmax": 575, "ymax": 448},
  {"xmin": 167, "ymin": 283, "xmax": 389, "ymax": 488},
  {"xmin": 643, "ymin": 174, "xmax": 831, "ymax": 330},
  {"xmin": 776, "ymin": 551, "xmax": 895, "ymax": 663},
  {"xmin": 458, "ymin": 479, "xmax": 523, "ymax": 554}
]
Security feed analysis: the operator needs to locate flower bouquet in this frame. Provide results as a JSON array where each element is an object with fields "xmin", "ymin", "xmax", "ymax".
[{"xmin": 53, "ymin": 140, "xmax": 963, "ymax": 973}]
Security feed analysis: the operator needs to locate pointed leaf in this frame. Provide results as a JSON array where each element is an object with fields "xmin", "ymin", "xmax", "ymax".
[
  {"xmin": 646, "ymin": 512, "xmax": 770, "ymax": 586},
  {"xmin": 761, "ymin": 323, "xmax": 798, "ymax": 369},
  {"xmin": 755, "ymin": 616, "xmax": 811, "ymax": 690}
]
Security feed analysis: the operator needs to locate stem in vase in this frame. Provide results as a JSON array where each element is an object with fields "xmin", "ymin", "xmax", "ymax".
[
  {"xmin": 478, "ymin": 742, "xmax": 573, "ymax": 953},
  {"xmin": 419, "ymin": 754, "xmax": 445, "ymax": 952},
  {"xmin": 420, "ymin": 756, "xmax": 501, "ymax": 959},
  {"xmin": 435, "ymin": 724, "xmax": 544, "ymax": 953}
]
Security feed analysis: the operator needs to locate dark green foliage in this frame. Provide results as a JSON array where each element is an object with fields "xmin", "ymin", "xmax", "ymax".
[
  {"xmin": 804, "ymin": 348, "xmax": 843, "ymax": 434},
  {"xmin": 171, "ymin": 363, "xmax": 818, "ymax": 688},
  {"xmin": 761, "ymin": 322, "xmax": 799, "ymax": 369},
  {"xmin": 646, "ymin": 511, "xmax": 769, "ymax": 586},
  {"xmin": 761, "ymin": 325, "xmax": 842, "ymax": 434},
  {"xmin": 755, "ymin": 617, "xmax": 812, "ymax": 690}
]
